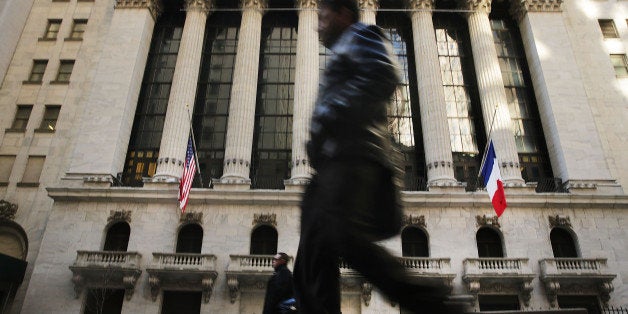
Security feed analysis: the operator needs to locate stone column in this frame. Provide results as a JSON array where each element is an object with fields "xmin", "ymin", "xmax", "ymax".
[
  {"xmin": 510, "ymin": 0, "xmax": 621, "ymax": 194},
  {"xmin": 152, "ymin": 0, "xmax": 212, "ymax": 182},
  {"xmin": 458, "ymin": 0, "xmax": 523, "ymax": 184},
  {"xmin": 359, "ymin": 0, "xmax": 378, "ymax": 25},
  {"xmin": 65, "ymin": 0, "xmax": 163, "ymax": 186},
  {"xmin": 405, "ymin": 0, "xmax": 457, "ymax": 187},
  {"xmin": 215, "ymin": 0, "xmax": 267, "ymax": 189},
  {"xmin": 287, "ymin": 0, "xmax": 318, "ymax": 187}
]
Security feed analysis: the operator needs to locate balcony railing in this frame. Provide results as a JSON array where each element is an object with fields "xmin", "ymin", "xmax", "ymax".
[
  {"xmin": 150, "ymin": 253, "xmax": 216, "ymax": 270},
  {"xmin": 464, "ymin": 258, "xmax": 530, "ymax": 275},
  {"xmin": 227, "ymin": 254, "xmax": 275, "ymax": 272},
  {"xmin": 540, "ymin": 258, "xmax": 614, "ymax": 276},
  {"xmin": 226, "ymin": 255, "xmax": 282, "ymax": 303},
  {"xmin": 400, "ymin": 257, "xmax": 451, "ymax": 272},
  {"xmin": 72, "ymin": 250, "xmax": 142, "ymax": 269},
  {"xmin": 146, "ymin": 253, "xmax": 218, "ymax": 303},
  {"xmin": 463, "ymin": 258, "xmax": 535, "ymax": 305}
]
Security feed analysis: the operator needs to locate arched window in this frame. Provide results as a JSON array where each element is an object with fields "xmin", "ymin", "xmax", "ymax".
[
  {"xmin": 401, "ymin": 227, "xmax": 429, "ymax": 257},
  {"xmin": 250, "ymin": 225, "xmax": 277, "ymax": 255},
  {"xmin": 176, "ymin": 224, "xmax": 203, "ymax": 254},
  {"xmin": 103, "ymin": 222, "xmax": 130, "ymax": 252},
  {"xmin": 476, "ymin": 227, "xmax": 503, "ymax": 257},
  {"xmin": 550, "ymin": 228, "xmax": 578, "ymax": 258}
]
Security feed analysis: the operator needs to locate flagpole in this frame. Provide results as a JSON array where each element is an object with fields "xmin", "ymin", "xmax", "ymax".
[{"xmin": 186, "ymin": 106, "xmax": 204, "ymax": 188}]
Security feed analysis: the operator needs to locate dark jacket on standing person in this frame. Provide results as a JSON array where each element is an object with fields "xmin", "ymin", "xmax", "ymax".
[{"xmin": 263, "ymin": 263, "xmax": 294, "ymax": 314}]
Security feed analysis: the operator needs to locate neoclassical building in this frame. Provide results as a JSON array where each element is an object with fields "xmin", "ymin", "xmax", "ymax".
[{"xmin": 0, "ymin": 0, "xmax": 627, "ymax": 313}]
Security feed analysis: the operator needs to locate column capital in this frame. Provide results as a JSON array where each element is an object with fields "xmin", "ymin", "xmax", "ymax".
[
  {"xmin": 509, "ymin": 0, "xmax": 563, "ymax": 23},
  {"xmin": 457, "ymin": 0, "xmax": 491, "ymax": 15},
  {"xmin": 241, "ymin": 0, "xmax": 267, "ymax": 11},
  {"xmin": 405, "ymin": 0, "xmax": 434, "ymax": 11},
  {"xmin": 115, "ymin": 0, "xmax": 163, "ymax": 21},
  {"xmin": 296, "ymin": 0, "xmax": 317, "ymax": 10},
  {"xmin": 359, "ymin": 0, "xmax": 379, "ymax": 11},
  {"xmin": 185, "ymin": 0, "xmax": 212, "ymax": 14}
]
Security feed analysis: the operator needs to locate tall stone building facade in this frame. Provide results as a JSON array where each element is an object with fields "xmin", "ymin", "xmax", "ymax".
[{"xmin": 0, "ymin": 0, "xmax": 627, "ymax": 313}]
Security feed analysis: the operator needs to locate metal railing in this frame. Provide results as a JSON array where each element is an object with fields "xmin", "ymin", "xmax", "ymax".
[
  {"xmin": 403, "ymin": 175, "xmax": 428, "ymax": 191},
  {"xmin": 536, "ymin": 177, "xmax": 567, "ymax": 193}
]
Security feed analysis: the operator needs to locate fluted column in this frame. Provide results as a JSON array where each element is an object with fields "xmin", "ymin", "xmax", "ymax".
[
  {"xmin": 288, "ymin": 0, "xmax": 319, "ymax": 185},
  {"xmin": 218, "ymin": 0, "xmax": 267, "ymax": 186},
  {"xmin": 153, "ymin": 0, "xmax": 212, "ymax": 182},
  {"xmin": 359, "ymin": 0, "xmax": 378, "ymax": 24},
  {"xmin": 458, "ymin": 0, "xmax": 523, "ymax": 184},
  {"xmin": 405, "ymin": 0, "xmax": 457, "ymax": 186}
]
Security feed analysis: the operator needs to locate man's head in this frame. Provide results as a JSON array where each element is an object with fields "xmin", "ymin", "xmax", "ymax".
[
  {"xmin": 272, "ymin": 252, "xmax": 289, "ymax": 269},
  {"xmin": 318, "ymin": 0, "xmax": 359, "ymax": 48}
]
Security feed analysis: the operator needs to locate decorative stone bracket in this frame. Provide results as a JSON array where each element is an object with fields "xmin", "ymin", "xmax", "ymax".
[
  {"xmin": 148, "ymin": 274, "xmax": 216, "ymax": 303},
  {"xmin": 227, "ymin": 275, "xmax": 240, "ymax": 303},
  {"xmin": 543, "ymin": 279, "xmax": 614, "ymax": 308},
  {"xmin": 476, "ymin": 215, "xmax": 500, "ymax": 228},
  {"xmin": 465, "ymin": 278, "xmax": 534, "ymax": 307},
  {"xmin": 402, "ymin": 214, "xmax": 426, "ymax": 229},
  {"xmin": 361, "ymin": 282, "xmax": 373, "ymax": 306},
  {"xmin": 253, "ymin": 213, "xmax": 277, "ymax": 227},
  {"xmin": 70, "ymin": 271, "xmax": 141, "ymax": 301}
]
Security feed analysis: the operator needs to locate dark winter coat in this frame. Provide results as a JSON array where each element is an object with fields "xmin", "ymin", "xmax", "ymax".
[{"xmin": 263, "ymin": 264, "xmax": 294, "ymax": 314}]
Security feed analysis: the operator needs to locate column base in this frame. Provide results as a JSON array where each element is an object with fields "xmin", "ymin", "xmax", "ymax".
[
  {"xmin": 212, "ymin": 177, "xmax": 251, "ymax": 191},
  {"xmin": 427, "ymin": 179, "xmax": 465, "ymax": 193},
  {"xmin": 284, "ymin": 177, "xmax": 310, "ymax": 192},
  {"xmin": 63, "ymin": 173, "xmax": 114, "ymax": 188}
]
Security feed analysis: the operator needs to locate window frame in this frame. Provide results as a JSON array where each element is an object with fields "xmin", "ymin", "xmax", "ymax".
[
  {"xmin": 0, "ymin": 155, "xmax": 17, "ymax": 185},
  {"xmin": 41, "ymin": 19, "xmax": 62, "ymax": 40},
  {"xmin": 598, "ymin": 19, "xmax": 619, "ymax": 39},
  {"xmin": 67, "ymin": 19, "xmax": 87, "ymax": 40},
  {"xmin": 53, "ymin": 60, "xmax": 74, "ymax": 83},
  {"xmin": 610, "ymin": 54, "xmax": 628, "ymax": 78},
  {"xmin": 36, "ymin": 105, "xmax": 61, "ymax": 133},
  {"xmin": 8, "ymin": 105, "xmax": 33, "ymax": 132},
  {"xmin": 25, "ymin": 60, "xmax": 48, "ymax": 84},
  {"xmin": 18, "ymin": 155, "xmax": 46, "ymax": 187}
]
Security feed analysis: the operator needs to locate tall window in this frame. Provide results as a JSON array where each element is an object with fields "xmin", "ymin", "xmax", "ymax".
[
  {"xmin": 123, "ymin": 3, "xmax": 185, "ymax": 186},
  {"xmin": 103, "ymin": 222, "xmax": 130, "ymax": 251},
  {"xmin": 84, "ymin": 289, "xmax": 125, "ymax": 314},
  {"xmin": 193, "ymin": 12, "xmax": 240, "ymax": 186},
  {"xmin": 250, "ymin": 10, "xmax": 297, "ymax": 189},
  {"xmin": 42, "ymin": 20, "xmax": 61, "ymax": 40},
  {"xmin": 377, "ymin": 10, "xmax": 425, "ymax": 191},
  {"xmin": 161, "ymin": 291, "xmax": 202, "ymax": 314},
  {"xmin": 598, "ymin": 19, "xmax": 619, "ymax": 38},
  {"xmin": 611, "ymin": 54, "xmax": 628, "ymax": 77},
  {"xmin": 434, "ymin": 13, "xmax": 485, "ymax": 189},
  {"xmin": 176, "ymin": 224, "xmax": 203, "ymax": 254},
  {"xmin": 478, "ymin": 295, "xmax": 520, "ymax": 311},
  {"xmin": 0, "ymin": 156, "xmax": 16, "ymax": 184},
  {"xmin": 69, "ymin": 19, "xmax": 87, "ymax": 40},
  {"xmin": 38, "ymin": 105, "xmax": 61, "ymax": 132},
  {"xmin": 27, "ymin": 60, "xmax": 47, "ymax": 83},
  {"xmin": 550, "ymin": 228, "xmax": 578, "ymax": 258},
  {"xmin": 250, "ymin": 225, "xmax": 278, "ymax": 255},
  {"xmin": 557, "ymin": 296, "xmax": 601, "ymax": 314},
  {"xmin": 476, "ymin": 227, "xmax": 503, "ymax": 257},
  {"xmin": 490, "ymin": 12, "xmax": 552, "ymax": 183},
  {"xmin": 401, "ymin": 227, "xmax": 429, "ymax": 257},
  {"xmin": 10, "ymin": 105, "xmax": 33, "ymax": 131},
  {"xmin": 54, "ymin": 60, "xmax": 74, "ymax": 83},
  {"xmin": 19, "ymin": 156, "xmax": 45, "ymax": 186}
]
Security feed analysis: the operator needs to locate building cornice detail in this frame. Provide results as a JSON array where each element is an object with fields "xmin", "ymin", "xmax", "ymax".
[
  {"xmin": 359, "ymin": 0, "xmax": 379, "ymax": 11},
  {"xmin": 402, "ymin": 214, "xmax": 426, "ymax": 229},
  {"xmin": 185, "ymin": 0, "xmax": 212, "ymax": 14},
  {"xmin": 457, "ymin": 0, "xmax": 491, "ymax": 14},
  {"xmin": 253, "ymin": 213, "xmax": 277, "ymax": 227},
  {"xmin": 0, "ymin": 200, "xmax": 18, "ymax": 221},
  {"xmin": 180, "ymin": 212, "xmax": 203, "ymax": 225},
  {"xmin": 548, "ymin": 215, "xmax": 571, "ymax": 228},
  {"xmin": 296, "ymin": 0, "xmax": 317, "ymax": 9},
  {"xmin": 510, "ymin": 0, "xmax": 563, "ymax": 23},
  {"xmin": 241, "ymin": 0, "xmax": 267, "ymax": 11},
  {"xmin": 115, "ymin": 0, "xmax": 163, "ymax": 21},
  {"xmin": 476, "ymin": 215, "xmax": 500, "ymax": 228},
  {"xmin": 108, "ymin": 210, "xmax": 132, "ymax": 224},
  {"xmin": 405, "ymin": 0, "xmax": 434, "ymax": 11}
]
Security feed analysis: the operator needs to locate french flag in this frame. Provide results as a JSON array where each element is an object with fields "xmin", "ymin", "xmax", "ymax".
[{"xmin": 481, "ymin": 140, "xmax": 507, "ymax": 217}]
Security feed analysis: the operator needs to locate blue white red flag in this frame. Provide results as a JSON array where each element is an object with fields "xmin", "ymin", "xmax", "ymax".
[
  {"xmin": 481, "ymin": 140, "xmax": 507, "ymax": 217},
  {"xmin": 179, "ymin": 135, "xmax": 196, "ymax": 213}
]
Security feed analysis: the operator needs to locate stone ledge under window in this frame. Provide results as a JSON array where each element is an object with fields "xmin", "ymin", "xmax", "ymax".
[
  {"xmin": 16, "ymin": 182, "xmax": 39, "ymax": 187},
  {"xmin": 22, "ymin": 81, "xmax": 42, "ymax": 85},
  {"xmin": 38, "ymin": 37, "xmax": 57, "ymax": 42},
  {"xmin": 0, "ymin": 182, "xmax": 8, "ymax": 187},
  {"xmin": 52, "ymin": 0, "xmax": 70, "ymax": 2},
  {"xmin": 4, "ymin": 128, "xmax": 26, "ymax": 133},
  {"xmin": 49, "ymin": 80, "xmax": 69, "ymax": 85},
  {"xmin": 34, "ymin": 128, "xmax": 55, "ymax": 134},
  {"xmin": 64, "ymin": 37, "xmax": 83, "ymax": 42}
]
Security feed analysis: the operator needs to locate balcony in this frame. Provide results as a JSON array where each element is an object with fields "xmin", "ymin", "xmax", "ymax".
[
  {"xmin": 463, "ymin": 258, "xmax": 535, "ymax": 306},
  {"xmin": 401, "ymin": 257, "xmax": 456, "ymax": 289},
  {"xmin": 226, "ymin": 254, "xmax": 280, "ymax": 303},
  {"xmin": 539, "ymin": 258, "xmax": 617, "ymax": 307},
  {"xmin": 146, "ymin": 253, "xmax": 218, "ymax": 303},
  {"xmin": 68, "ymin": 250, "xmax": 142, "ymax": 300}
]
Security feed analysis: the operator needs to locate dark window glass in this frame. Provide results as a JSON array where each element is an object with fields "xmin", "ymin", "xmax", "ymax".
[
  {"xmin": 250, "ymin": 11, "xmax": 297, "ymax": 189},
  {"xmin": 476, "ymin": 227, "xmax": 503, "ymax": 257},
  {"xmin": 11, "ymin": 105, "xmax": 33, "ymax": 130},
  {"xmin": 123, "ymin": 4, "xmax": 185, "ymax": 186},
  {"xmin": 56, "ymin": 60, "xmax": 74, "ymax": 82},
  {"xmin": 103, "ymin": 222, "xmax": 130, "ymax": 251},
  {"xmin": 28, "ymin": 60, "xmax": 48, "ymax": 82},
  {"xmin": 39, "ymin": 105, "xmax": 61, "ymax": 131},
  {"xmin": 377, "ymin": 11, "xmax": 426, "ymax": 192},
  {"xmin": 558, "ymin": 295, "xmax": 601, "ymax": 314},
  {"xmin": 598, "ymin": 19, "xmax": 619, "ymax": 38},
  {"xmin": 250, "ymin": 225, "xmax": 278, "ymax": 255},
  {"xmin": 161, "ymin": 291, "xmax": 202, "ymax": 314},
  {"xmin": 84, "ymin": 289, "xmax": 125, "ymax": 314},
  {"xmin": 401, "ymin": 227, "xmax": 429, "ymax": 257},
  {"xmin": 550, "ymin": 228, "xmax": 578, "ymax": 258},
  {"xmin": 70, "ymin": 19, "xmax": 87, "ymax": 39},
  {"xmin": 478, "ymin": 295, "xmax": 520, "ymax": 311},
  {"xmin": 43, "ymin": 20, "xmax": 61, "ymax": 40},
  {"xmin": 611, "ymin": 54, "xmax": 628, "ymax": 77},
  {"xmin": 176, "ymin": 224, "xmax": 203, "ymax": 254},
  {"xmin": 193, "ymin": 12, "xmax": 240, "ymax": 187},
  {"xmin": 434, "ymin": 13, "xmax": 485, "ymax": 188},
  {"xmin": 490, "ymin": 12, "xmax": 552, "ymax": 183}
]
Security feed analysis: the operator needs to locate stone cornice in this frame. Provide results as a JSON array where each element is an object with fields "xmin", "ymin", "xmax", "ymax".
[
  {"xmin": 241, "ymin": 0, "xmax": 267, "ymax": 11},
  {"xmin": 457, "ymin": 0, "xmax": 491, "ymax": 14},
  {"xmin": 405, "ymin": 0, "xmax": 434, "ymax": 11},
  {"xmin": 46, "ymin": 186, "xmax": 628, "ymax": 209},
  {"xmin": 296, "ymin": 0, "xmax": 317, "ymax": 9},
  {"xmin": 359, "ymin": 0, "xmax": 379, "ymax": 10},
  {"xmin": 510, "ymin": 0, "xmax": 563, "ymax": 23},
  {"xmin": 185, "ymin": 0, "xmax": 212, "ymax": 14},
  {"xmin": 115, "ymin": 0, "xmax": 163, "ymax": 21}
]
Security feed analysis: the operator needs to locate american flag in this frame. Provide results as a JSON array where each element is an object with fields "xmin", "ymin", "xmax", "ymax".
[{"xmin": 179, "ymin": 135, "xmax": 196, "ymax": 213}]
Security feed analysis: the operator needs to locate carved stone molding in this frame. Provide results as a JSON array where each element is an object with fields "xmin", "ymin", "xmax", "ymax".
[
  {"xmin": 224, "ymin": 158, "xmax": 250, "ymax": 168},
  {"xmin": 157, "ymin": 157, "xmax": 184, "ymax": 168},
  {"xmin": 227, "ymin": 275, "xmax": 239, "ymax": 303},
  {"xmin": 0, "ymin": 200, "xmax": 18, "ymax": 220},
  {"xmin": 253, "ymin": 213, "xmax": 277, "ymax": 227},
  {"xmin": 296, "ymin": 0, "xmax": 317, "ymax": 9},
  {"xmin": 457, "ymin": 0, "xmax": 491, "ymax": 14},
  {"xmin": 510, "ymin": 0, "xmax": 563, "ymax": 23},
  {"xmin": 359, "ymin": 0, "xmax": 379, "ymax": 10},
  {"xmin": 185, "ymin": 0, "xmax": 212, "ymax": 14},
  {"xmin": 115, "ymin": 0, "xmax": 163, "ymax": 21},
  {"xmin": 548, "ymin": 215, "xmax": 571, "ymax": 228},
  {"xmin": 108, "ymin": 210, "xmax": 131, "ymax": 224},
  {"xmin": 361, "ymin": 282, "xmax": 373, "ymax": 306},
  {"xmin": 426, "ymin": 160, "xmax": 452, "ymax": 170},
  {"xmin": 476, "ymin": 215, "xmax": 500, "ymax": 229},
  {"xmin": 83, "ymin": 174, "xmax": 114, "ymax": 185},
  {"xmin": 180, "ymin": 212, "xmax": 203, "ymax": 225},
  {"xmin": 405, "ymin": 0, "xmax": 434, "ymax": 11},
  {"xmin": 544, "ymin": 280, "xmax": 560, "ymax": 308},
  {"xmin": 402, "ymin": 214, "xmax": 426, "ymax": 229},
  {"xmin": 241, "ymin": 0, "xmax": 267, "ymax": 11}
]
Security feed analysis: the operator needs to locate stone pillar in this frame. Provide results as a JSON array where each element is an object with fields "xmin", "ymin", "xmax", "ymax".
[
  {"xmin": 215, "ymin": 0, "xmax": 267, "ymax": 189},
  {"xmin": 65, "ymin": 0, "xmax": 163, "ymax": 186},
  {"xmin": 405, "ymin": 0, "xmax": 457, "ymax": 187},
  {"xmin": 510, "ymin": 0, "xmax": 621, "ymax": 194},
  {"xmin": 359, "ymin": 0, "xmax": 378, "ymax": 25},
  {"xmin": 152, "ymin": 0, "xmax": 212, "ymax": 182},
  {"xmin": 458, "ymin": 0, "xmax": 523, "ymax": 185},
  {"xmin": 287, "ymin": 0, "xmax": 318, "ymax": 187}
]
